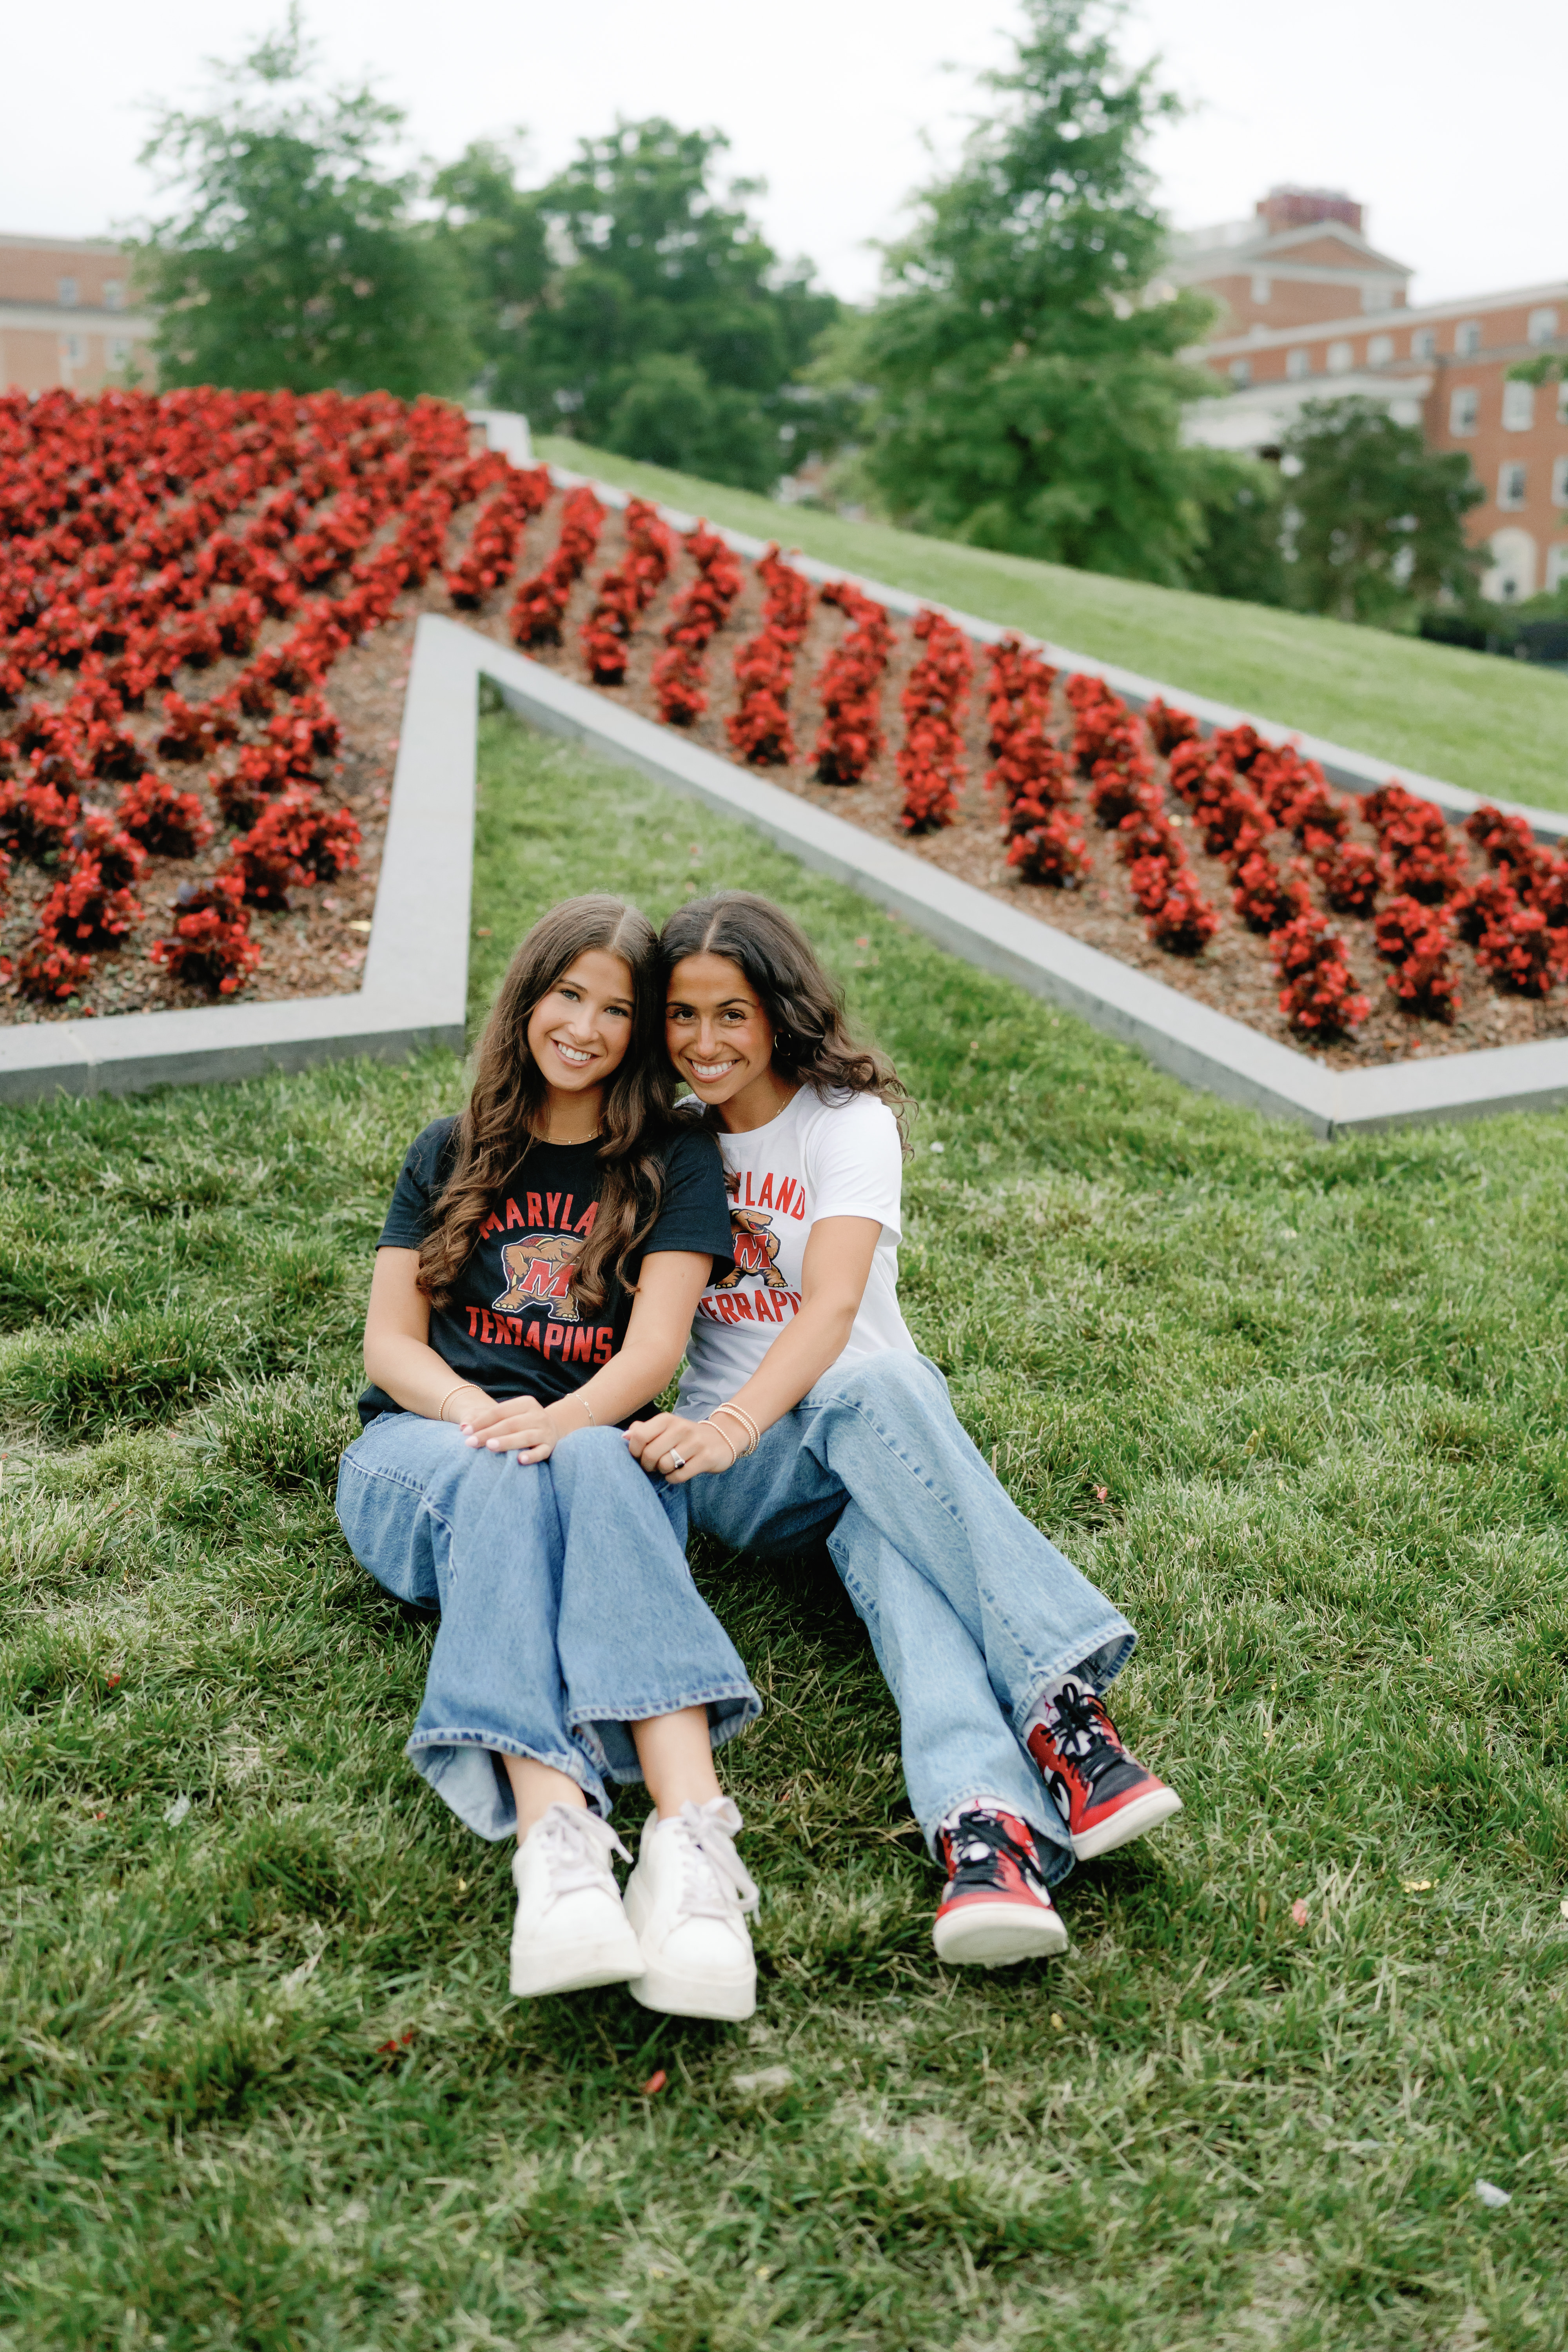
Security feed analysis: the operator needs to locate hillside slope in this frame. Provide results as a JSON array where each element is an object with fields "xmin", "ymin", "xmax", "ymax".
[{"xmin": 538, "ymin": 434, "xmax": 1568, "ymax": 812}]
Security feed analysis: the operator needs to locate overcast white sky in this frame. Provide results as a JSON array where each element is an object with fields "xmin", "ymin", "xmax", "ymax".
[{"xmin": 4, "ymin": 0, "xmax": 1564, "ymax": 309}]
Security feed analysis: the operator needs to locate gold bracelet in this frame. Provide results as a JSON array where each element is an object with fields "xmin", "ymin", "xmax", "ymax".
[
  {"xmin": 438, "ymin": 1381, "xmax": 482, "ymax": 1423},
  {"xmin": 576, "ymin": 1393, "xmax": 597, "ymax": 1426},
  {"xmin": 711, "ymin": 1400, "xmax": 760, "ymax": 1456},
  {"xmin": 703, "ymin": 1418, "xmax": 738, "ymax": 1470}
]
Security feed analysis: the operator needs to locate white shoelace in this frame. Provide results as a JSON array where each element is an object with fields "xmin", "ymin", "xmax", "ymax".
[
  {"xmin": 669, "ymin": 1797, "xmax": 760, "ymax": 1920},
  {"xmin": 530, "ymin": 1803, "xmax": 631, "ymax": 1911}
]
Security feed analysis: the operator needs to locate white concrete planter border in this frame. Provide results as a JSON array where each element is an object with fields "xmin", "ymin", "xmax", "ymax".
[{"xmin": 2, "ymin": 441, "xmax": 1564, "ymax": 1137}]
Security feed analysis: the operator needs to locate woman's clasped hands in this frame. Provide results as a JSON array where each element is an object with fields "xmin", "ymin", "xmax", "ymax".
[
  {"xmin": 626, "ymin": 1410, "xmax": 736, "ymax": 1485},
  {"xmin": 456, "ymin": 1388, "xmax": 580, "ymax": 1466}
]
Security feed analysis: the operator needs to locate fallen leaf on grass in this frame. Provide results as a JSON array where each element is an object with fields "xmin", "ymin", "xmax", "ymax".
[
  {"xmin": 1095, "ymin": 1486, "xmax": 1109, "ymax": 1502},
  {"xmin": 1474, "ymin": 2180, "xmax": 1512, "ymax": 2209},
  {"xmin": 163, "ymin": 1795, "xmax": 191, "ymax": 1828},
  {"xmin": 1291, "ymin": 1899, "xmax": 1310, "ymax": 1926},
  {"xmin": 1401, "ymin": 1878, "xmax": 1435, "ymax": 1892},
  {"xmin": 642, "ymin": 2069, "xmax": 667, "ymax": 2096}
]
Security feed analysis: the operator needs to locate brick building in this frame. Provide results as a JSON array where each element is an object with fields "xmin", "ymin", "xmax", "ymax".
[
  {"xmin": 0, "ymin": 232, "xmax": 154, "ymax": 397},
  {"xmin": 1175, "ymin": 192, "xmax": 1568, "ymax": 603}
]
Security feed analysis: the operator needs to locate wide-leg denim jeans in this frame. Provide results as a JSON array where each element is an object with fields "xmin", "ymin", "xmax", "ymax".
[
  {"xmin": 664, "ymin": 1353, "xmax": 1134, "ymax": 1882},
  {"xmin": 336, "ymin": 1414, "xmax": 760, "ymax": 1841}
]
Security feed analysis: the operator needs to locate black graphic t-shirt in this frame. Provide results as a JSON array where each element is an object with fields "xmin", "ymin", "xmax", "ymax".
[{"xmin": 358, "ymin": 1116, "xmax": 734, "ymax": 1427}]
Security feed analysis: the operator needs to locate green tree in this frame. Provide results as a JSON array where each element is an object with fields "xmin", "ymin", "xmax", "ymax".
[
  {"xmin": 833, "ymin": 0, "xmax": 1217, "ymax": 581},
  {"xmin": 132, "ymin": 11, "xmax": 475, "ymax": 399},
  {"xmin": 1180, "ymin": 448, "xmax": 1289, "ymax": 606},
  {"xmin": 1281, "ymin": 396, "xmax": 1484, "ymax": 627},
  {"xmin": 429, "ymin": 137, "xmax": 549, "ymax": 409},
  {"xmin": 459, "ymin": 120, "xmax": 842, "ymax": 492}
]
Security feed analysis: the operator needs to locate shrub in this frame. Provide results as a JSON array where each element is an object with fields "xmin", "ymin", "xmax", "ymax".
[
  {"xmin": 1005, "ymin": 801, "xmax": 1089, "ymax": 887},
  {"xmin": 1232, "ymin": 850, "xmax": 1312, "ymax": 935},
  {"xmin": 116, "ymin": 773, "xmax": 214, "ymax": 858},
  {"xmin": 1143, "ymin": 697, "xmax": 1199, "ymax": 755},
  {"xmin": 1320, "ymin": 839, "xmax": 1380, "ymax": 914},
  {"xmin": 1474, "ymin": 901, "xmax": 1566, "ymax": 997},
  {"xmin": 1271, "ymin": 911, "xmax": 1369, "ymax": 1034},
  {"xmin": 1374, "ymin": 894, "xmax": 1459, "ymax": 1022},
  {"xmin": 813, "ymin": 583, "xmax": 891, "ymax": 785},
  {"xmin": 149, "ymin": 874, "xmax": 261, "ymax": 996}
]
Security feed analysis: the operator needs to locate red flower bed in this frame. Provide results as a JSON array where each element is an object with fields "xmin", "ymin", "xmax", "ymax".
[
  {"xmin": 813, "ymin": 582, "xmax": 892, "ymax": 784},
  {"xmin": 896, "ymin": 610, "xmax": 972, "ymax": 831},
  {"xmin": 727, "ymin": 546, "xmax": 813, "ymax": 767},
  {"xmin": 652, "ymin": 522, "xmax": 744, "ymax": 727},
  {"xmin": 445, "ymin": 465, "xmax": 551, "ymax": 609},
  {"xmin": 509, "ymin": 485, "xmax": 605, "ymax": 646},
  {"xmin": 579, "ymin": 497, "xmax": 676, "ymax": 685},
  {"xmin": 0, "ymin": 383, "xmax": 485, "ymax": 1007}
]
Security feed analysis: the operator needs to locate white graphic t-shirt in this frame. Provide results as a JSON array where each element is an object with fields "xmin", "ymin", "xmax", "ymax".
[{"xmin": 676, "ymin": 1085, "xmax": 917, "ymax": 1417}]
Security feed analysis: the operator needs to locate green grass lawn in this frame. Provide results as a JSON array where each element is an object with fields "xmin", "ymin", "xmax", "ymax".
[
  {"xmin": 4, "ymin": 706, "xmax": 1567, "ymax": 2350},
  {"xmin": 537, "ymin": 432, "xmax": 1568, "ymax": 817}
]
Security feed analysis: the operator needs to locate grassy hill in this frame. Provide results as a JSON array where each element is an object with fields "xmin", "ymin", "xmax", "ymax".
[
  {"xmin": 4, "ymin": 715, "xmax": 1563, "ymax": 2347},
  {"xmin": 538, "ymin": 433, "xmax": 1568, "ymax": 815}
]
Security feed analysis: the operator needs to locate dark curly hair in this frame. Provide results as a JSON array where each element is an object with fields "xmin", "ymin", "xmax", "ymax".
[{"xmin": 659, "ymin": 892, "xmax": 911, "ymax": 1142}]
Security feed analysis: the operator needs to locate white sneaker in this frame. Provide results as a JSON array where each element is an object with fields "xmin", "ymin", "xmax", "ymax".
[
  {"xmin": 624, "ymin": 1797, "xmax": 759, "ymax": 2021},
  {"xmin": 508, "ymin": 1803, "xmax": 643, "ymax": 1999}
]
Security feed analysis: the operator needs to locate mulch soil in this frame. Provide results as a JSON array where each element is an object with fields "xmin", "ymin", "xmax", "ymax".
[{"xmin": 10, "ymin": 474, "xmax": 1561, "ymax": 1073}]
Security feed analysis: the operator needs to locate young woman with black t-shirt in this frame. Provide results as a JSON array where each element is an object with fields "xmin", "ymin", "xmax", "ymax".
[
  {"xmin": 336, "ymin": 895, "xmax": 763, "ymax": 2020},
  {"xmin": 628, "ymin": 893, "xmax": 1182, "ymax": 1971}
]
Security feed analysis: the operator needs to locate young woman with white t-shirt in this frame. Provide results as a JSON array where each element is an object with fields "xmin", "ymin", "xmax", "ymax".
[{"xmin": 627, "ymin": 892, "xmax": 1182, "ymax": 1968}]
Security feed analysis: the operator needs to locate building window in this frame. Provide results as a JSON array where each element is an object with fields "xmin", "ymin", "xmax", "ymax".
[
  {"xmin": 57, "ymin": 276, "xmax": 78, "ymax": 308},
  {"xmin": 109, "ymin": 336, "xmax": 132, "ymax": 368},
  {"xmin": 1527, "ymin": 307, "xmax": 1559, "ymax": 345},
  {"xmin": 59, "ymin": 334, "xmax": 85, "ymax": 368},
  {"xmin": 1559, "ymin": 380, "xmax": 1568, "ymax": 427},
  {"xmin": 1286, "ymin": 346, "xmax": 1310, "ymax": 380},
  {"xmin": 1450, "ymin": 387, "xmax": 1479, "ymax": 435},
  {"xmin": 1552, "ymin": 457, "xmax": 1568, "ymax": 509},
  {"xmin": 1229, "ymin": 358, "xmax": 1252, "ymax": 387},
  {"xmin": 1502, "ymin": 380, "xmax": 1535, "ymax": 431},
  {"xmin": 1368, "ymin": 334, "xmax": 1394, "ymax": 365},
  {"xmin": 1251, "ymin": 274, "xmax": 1271, "ymax": 304},
  {"xmin": 1548, "ymin": 544, "xmax": 1568, "ymax": 593},
  {"xmin": 1362, "ymin": 282, "xmax": 1393, "ymax": 313},
  {"xmin": 1455, "ymin": 320, "xmax": 1481, "ymax": 356},
  {"xmin": 1411, "ymin": 328, "xmax": 1436, "ymax": 360},
  {"xmin": 1327, "ymin": 340, "xmax": 1353, "ymax": 374},
  {"xmin": 103, "ymin": 279, "xmax": 125, "ymax": 312},
  {"xmin": 1498, "ymin": 462, "xmax": 1528, "ymax": 511}
]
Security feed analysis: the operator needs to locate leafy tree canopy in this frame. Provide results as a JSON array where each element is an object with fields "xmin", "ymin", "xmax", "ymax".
[
  {"xmin": 132, "ymin": 9, "xmax": 475, "ymax": 400},
  {"xmin": 829, "ymin": 0, "xmax": 1218, "ymax": 582},
  {"xmin": 438, "ymin": 120, "xmax": 843, "ymax": 492},
  {"xmin": 1281, "ymin": 396, "xmax": 1484, "ymax": 627}
]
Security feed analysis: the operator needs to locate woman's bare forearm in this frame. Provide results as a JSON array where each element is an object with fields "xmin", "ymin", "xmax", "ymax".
[
  {"xmin": 363, "ymin": 1332, "xmax": 490, "ymax": 1421},
  {"xmin": 713, "ymin": 1291, "xmax": 859, "ymax": 1436}
]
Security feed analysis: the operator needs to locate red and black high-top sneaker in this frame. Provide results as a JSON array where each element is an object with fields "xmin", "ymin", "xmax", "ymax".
[
  {"xmin": 1025, "ymin": 1679, "xmax": 1182, "ymax": 1862},
  {"xmin": 932, "ymin": 1806, "xmax": 1068, "ymax": 1967}
]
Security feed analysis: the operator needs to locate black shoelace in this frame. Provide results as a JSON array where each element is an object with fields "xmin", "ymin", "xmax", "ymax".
[
  {"xmin": 1048, "ymin": 1684, "xmax": 1127, "ymax": 1791},
  {"xmin": 945, "ymin": 1812, "xmax": 1044, "ymax": 1897}
]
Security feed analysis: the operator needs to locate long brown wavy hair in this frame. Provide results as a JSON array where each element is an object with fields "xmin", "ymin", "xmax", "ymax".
[
  {"xmin": 659, "ymin": 893, "xmax": 912, "ymax": 1143},
  {"xmin": 418, "ymin": 896, "xmax": 675, "ymax": 1312}
]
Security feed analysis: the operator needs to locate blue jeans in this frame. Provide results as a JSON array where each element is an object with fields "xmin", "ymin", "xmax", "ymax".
[
  {"xmin": 336, "ymin": 1414, "xmax": 760, "ymax": 1841},
  {"xmin": 663, "ymin": 1353, "xmax": 1134, "ymax": 1882}
]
